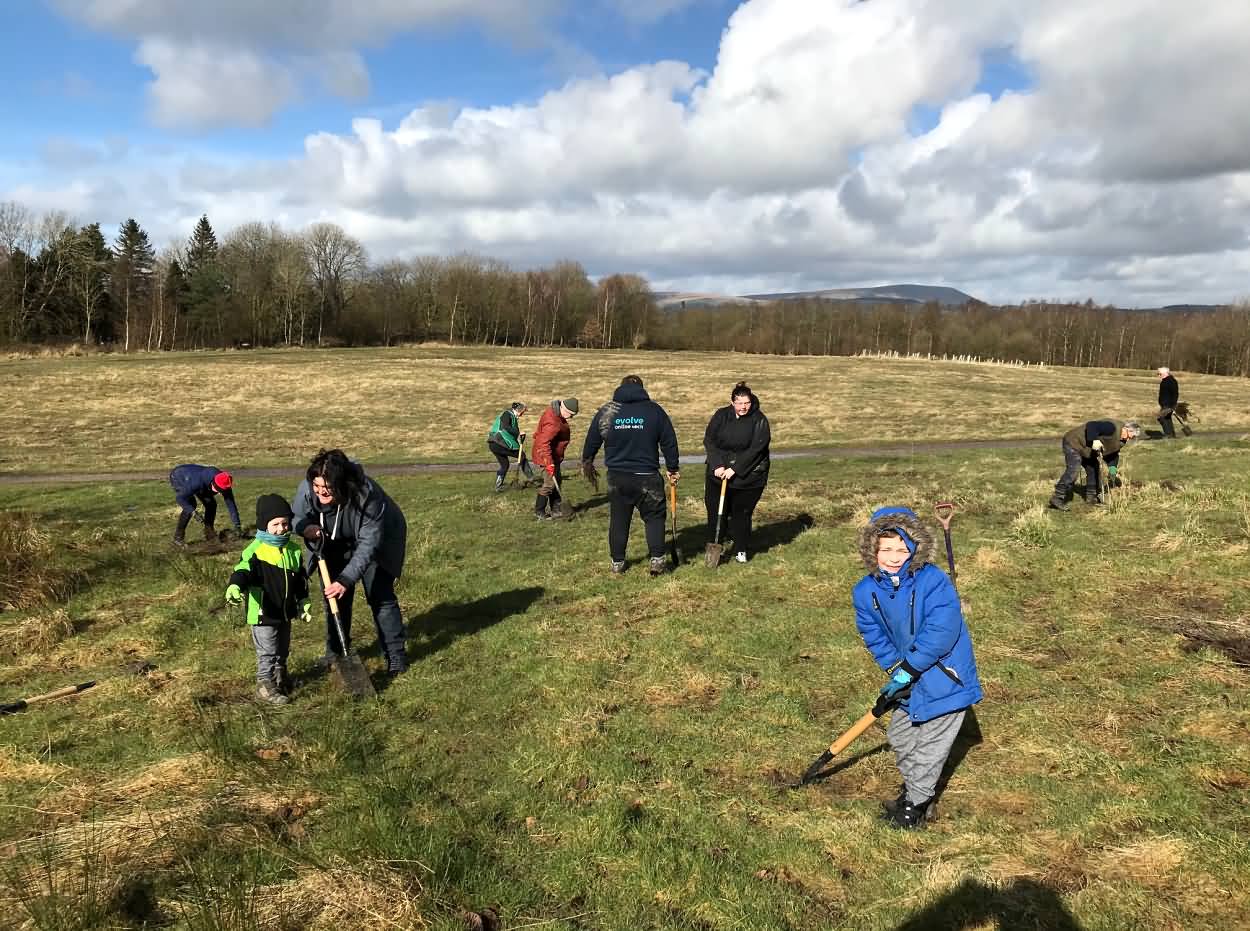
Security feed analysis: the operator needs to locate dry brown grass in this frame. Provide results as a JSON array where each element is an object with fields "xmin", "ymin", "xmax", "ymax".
[
  {"xmin": 0, "ymin": 514, "xmax": 85, "ymax": 609},
  {"xmin": 249, "ymin": 860, "xmax": 431, "ymax": 930},
  {"xmin": 6, "ymin": 347, "xmax": 1250, "ymax": 474}
]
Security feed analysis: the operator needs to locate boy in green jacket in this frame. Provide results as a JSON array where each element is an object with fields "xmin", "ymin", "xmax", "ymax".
[{"xmin": 225, "ymin": 494, "xmax": 311, "ymax": 705}]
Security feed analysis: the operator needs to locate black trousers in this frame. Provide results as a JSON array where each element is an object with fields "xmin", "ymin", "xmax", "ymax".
[
  {"xmin": 1054, "ymin": 441, "xmax": 1099, "ymax": 499},
  {"xmin": 704, "ymin": 478, "xmax": 765, "ymax": 554},
  {"xmin": 1157, "ymin": 408, "xmax": 1176, "ymax": 438},
  {"xmin": 488, "ymin": 441, "xmax": 516, "ymax": 481},
  {"xmin": 607, "ymin": 471, "xmax": 667, "ymax": 560}
]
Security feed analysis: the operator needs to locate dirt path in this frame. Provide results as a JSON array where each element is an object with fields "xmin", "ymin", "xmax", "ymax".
[{"xmin": 1, "ymin": 432, "xmax": 1240, "ymax": 487}]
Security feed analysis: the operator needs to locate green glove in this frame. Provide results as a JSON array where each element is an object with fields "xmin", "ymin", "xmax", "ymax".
[
  {"xmin": 225, "ymin": 583, "xmax": 243, "ymax": 606},
  {"xmin": 299, "ymin": 600, "xmax": 312, "ymax": 623},
  {"xmin": 1107, "ymin": 465, "xmax": 1117, "ymax": 477}
]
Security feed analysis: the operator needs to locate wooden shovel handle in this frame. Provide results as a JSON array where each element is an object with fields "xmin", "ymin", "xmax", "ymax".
[
  {"xmin": 716, "ymin": 476, "xmax": 728, "ymax": 515},
  {"xmin": 827, "ymin": 708, "xmax": 881, "ymax": 757},
  {"xmin": 934, "ymin": 501, "xmax": 956, "ymax": 530},
  {"xmin": 668, "ymin": 480, "xmax": 677, "ymax": 515},
  {"xmin": 316, "ymin": 558, "xmax": 341, "ymax": 618}
]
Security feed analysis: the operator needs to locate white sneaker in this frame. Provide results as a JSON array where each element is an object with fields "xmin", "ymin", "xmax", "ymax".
[{"xmin": 735, "ymin": 552, "xmax": 747, "ymax": 564}]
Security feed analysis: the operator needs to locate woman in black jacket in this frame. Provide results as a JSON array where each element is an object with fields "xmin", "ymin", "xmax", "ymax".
[{"xmin": 703, "ymin": 382, "xmax": 771, "ymax": 563}]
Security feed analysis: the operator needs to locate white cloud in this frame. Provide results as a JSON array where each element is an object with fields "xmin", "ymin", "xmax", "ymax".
[{"xmin": 19, "ymin": 0, "xmax": 1250, "ymax": 306}]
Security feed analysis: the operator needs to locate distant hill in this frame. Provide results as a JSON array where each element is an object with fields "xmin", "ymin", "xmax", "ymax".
[{"xmin": 655, "ymin": 283, "xmax": 977, "ymax": 310}]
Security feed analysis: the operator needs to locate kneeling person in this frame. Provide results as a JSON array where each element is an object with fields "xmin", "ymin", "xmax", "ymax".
[{"xmin": 225, "ymin": 494, "xmax": 311, "ymax": 705}]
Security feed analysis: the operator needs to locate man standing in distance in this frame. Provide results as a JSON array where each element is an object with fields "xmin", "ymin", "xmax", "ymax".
[
  {"xmin": 582, "ymin": 375, "xmax": 680, "ymax": 576},
  {"xmin": 1156, "ymin": 367, "xmax": 1180, "ymax": 439}
]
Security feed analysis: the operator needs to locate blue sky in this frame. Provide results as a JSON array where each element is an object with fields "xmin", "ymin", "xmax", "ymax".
[{"xmin": 2, "ymin": 0, "xmax": 1247, "ymax": 307}]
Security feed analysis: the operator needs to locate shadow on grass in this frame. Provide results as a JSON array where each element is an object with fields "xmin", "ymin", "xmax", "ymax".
[
  {"xmin": 891, "ymin": 877, "xmax": 1085, "ymax": 930},
  {"xmin": 407, "ymin": 586, "xmax": 545, "ymax": 661},
  {"xmin": 674, "ymin": 512, "xmax": 814, "ymax": 563},
  {"xmin": 934, "ymin": 707, "xmax": 983, "ymax": 804},
  {"xmin": 801, "ymin": 741, "xmax": 890, "ymax": 785}
]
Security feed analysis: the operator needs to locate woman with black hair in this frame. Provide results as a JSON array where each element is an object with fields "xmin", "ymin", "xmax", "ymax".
[
  {"xmin": 703, "ymin": 382, "xmax": 771, "ymax": 563},
  {"xmin": 292, "ymin": 449, "xmax": 410, "ymax": 675}
]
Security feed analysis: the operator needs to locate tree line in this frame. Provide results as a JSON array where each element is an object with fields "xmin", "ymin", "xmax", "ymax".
[{"xmin": 1, "ymin": 202, "xmax": 1242, "ymax": 375}]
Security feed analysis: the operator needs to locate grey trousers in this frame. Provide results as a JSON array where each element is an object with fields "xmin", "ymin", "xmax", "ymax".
[
  {"xmin": 888, "ymin": 707, "xmax": 966, "ymax": 805},
  {"xmin": 251, "ymin": 623, "xmax": 291, "ymax": 682}
]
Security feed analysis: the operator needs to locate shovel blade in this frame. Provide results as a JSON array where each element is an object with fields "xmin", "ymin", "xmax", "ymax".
[
  {"xmin": 331, "ymin": 655, "xmax": 376, "ymax": 699},
  {"xmin": 798, "ymin": 749, "xmax": 834, "ymax": 786},
  {"xmin": 704, "ymin": 543, "xmax": 723, "ymax": 568}
]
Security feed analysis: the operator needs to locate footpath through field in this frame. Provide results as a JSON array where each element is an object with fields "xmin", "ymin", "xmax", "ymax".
[{"xmin": 2, "ymin": 432, "xmax": 1243, "ymax": 485}]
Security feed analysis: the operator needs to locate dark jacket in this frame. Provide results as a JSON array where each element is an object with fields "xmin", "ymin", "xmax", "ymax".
[
  {"xmin": 169, "ymin": 463, "xmax": 241, "ymax": 528},
  {"xmin": 1159, "ymin": 375, "xmax": 1179, "ymax": 410},
  {"xmin": 852, "ymin": 509, "xmax": 981, "ymax": 723},
  {"xmin": 228, "ymin": 538, "xmax": 309, "ymax": 626},
  {"xmin": 487, "ymin": 409, "xmax": 522, "ymax": 452},
  {"xmin": 531, "ymin": 402, "xmax": 571, "ymax": 471},
  {"xmin": 1062, "ymin": 420, "xmax": 1124, "ymax": 465},
  {"xmin": 292, "ymin": 474, "xmax": 407, "ymax": 585},
  {"xmin": 703, "ymin": 392, "xmax": 770, "ymax": 489},
  {"xmin": 582, "ymin": 383, "xmax": 680, "ymax": 474}
]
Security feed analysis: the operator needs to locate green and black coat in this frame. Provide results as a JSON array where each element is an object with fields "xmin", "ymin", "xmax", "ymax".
[{"xmin": 228, "ymin": 538, "xmax": 310, "ymax": 626}]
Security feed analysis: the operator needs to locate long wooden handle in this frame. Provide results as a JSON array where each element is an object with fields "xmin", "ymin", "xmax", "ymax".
[
  {"xmin": 716, "ymin": 477, "xmax": 728, "ymax": 515},
  {"xmin": 317, "ymin": 558, "xmax": 341, "ymax": 618},
  {"xmin": 668, "ymin": 481, "xmax": 677, "ymax": 516},
  {"xmin": 827, "ymin": 708, "xmax": 881, "ymax": 757},
  {"xmin": 1, "ymin": 681, "xmax": 96, "ymax": 715}
]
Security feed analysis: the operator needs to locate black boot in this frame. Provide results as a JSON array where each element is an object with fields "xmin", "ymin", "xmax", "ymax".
[
  {"xmin": 535, "ymin": 495, "xmax": 551, "ymax": 521},
  {"xmin": 173, "ymin": 510, "xmax": 192, "ymax": 546},
  {"xmin": 1085, "ymin": 489, "xmax": 1103, "ymax": 506},
  {"xmin": 386, "ymin": 650, "xmax": 409, "ymax": 677},
  {"xmin": 1048, "ymin": 493, "xmax": 1070, "ymax": 511},
  {"xmin": 883, "ymin": 797, "xmax": 931, "ymax": 830}
]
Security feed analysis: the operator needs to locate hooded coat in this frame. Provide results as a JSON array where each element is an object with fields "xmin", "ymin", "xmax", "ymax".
[
  {"xmin": 291, "ymin": 473, "xmax": 407, "ymax": 585},
  {"xmin": 851, "ymin": 507, "xmax": 982, "ymax": 723},
  {"xmin": 581, "ymin": 382, "xmax": 680, "ymax": 473},
  {"xmin": 531, "ymin": 401, "xmax": 571, "ymax": 472},
  {"xmin": 703, "ymin": 391, "xmax": 771, "ymax": 489}
]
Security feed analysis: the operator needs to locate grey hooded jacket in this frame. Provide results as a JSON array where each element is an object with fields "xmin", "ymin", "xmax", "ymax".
[{"xmin": 292, "ymin": 475, "xmax": 407, "ymax": 585}]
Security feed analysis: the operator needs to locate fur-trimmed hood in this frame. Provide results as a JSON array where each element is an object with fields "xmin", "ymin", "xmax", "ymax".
[{"xmin": 856, "ymin": 506, "xmax": 934, "ymax": 576}]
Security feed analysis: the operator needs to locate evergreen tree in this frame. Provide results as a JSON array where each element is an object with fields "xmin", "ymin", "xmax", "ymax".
[
  {"xmin": 110, "ymin": 219, "xmax": 154, "ymax": 351},
  {"xmin": 184, "ymin": 214, "xmax": 228, "ymax": 346},
  {"xmin": 72, "ymin": 222, "xmax": 112, "ymax": 343}
]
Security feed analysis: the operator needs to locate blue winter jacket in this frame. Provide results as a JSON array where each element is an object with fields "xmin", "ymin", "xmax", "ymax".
[
  {"xmin": 852, "ymin": 561, "xmax": 982, "ymax": 723},
  {"xmin": 169, "ymin": 463, "xmax": 241, "ymax": 528}
]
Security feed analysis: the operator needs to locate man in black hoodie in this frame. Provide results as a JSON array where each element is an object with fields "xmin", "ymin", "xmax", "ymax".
[{"xmin": 582, "ymin": 375, "xmax": 681, "ymax": 576}]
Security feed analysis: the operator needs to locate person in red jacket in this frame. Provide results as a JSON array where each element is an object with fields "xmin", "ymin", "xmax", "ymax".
[{"xmin": 531, "ymin": 398, "xmax": 579, "ymax": 520}]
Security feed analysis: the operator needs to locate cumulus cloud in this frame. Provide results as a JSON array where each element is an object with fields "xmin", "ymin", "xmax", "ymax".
[{"xmin": 20, "ymin": 0, "xmax": 1250, "ymax": 305}]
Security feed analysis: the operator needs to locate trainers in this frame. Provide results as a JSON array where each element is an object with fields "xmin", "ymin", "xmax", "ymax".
[
  {"xmin": 883, "ymin": 797, "xmax": 930, "ymax": 830},
  {"xmin": 172, "ymin": 535, "xmax": 188, "ymax": 547},
  {"xmin": 734, "ymin": 551, "xmax": 747, "ymax": 564},
  {"xmin": 494, "ymin": 477, "xmax": 505, "ymax": 493},
  {"xmin": 610, "ymin": 559, "xmax": 626, "ymax": 575},
  {"xmin": 256, "ymin": 680, "xmax": 290, "ymax": 705},
  {"xmin": 649, "ymin": 556, "xmax": 667, "ymax": 577},
  {"xmin": 535, "ymin": 511, "xmax": 552, "ymax": 522}
]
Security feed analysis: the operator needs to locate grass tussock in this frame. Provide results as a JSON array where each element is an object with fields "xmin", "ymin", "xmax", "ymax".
[
  {"xmin": 0, "ymin": 514, "xmax": 84, "ymax": 610},
  {"xmin": 250, "ymin": 860, "xmax": 430, "ymax": 931},
  {"xmin": 1010, "ymin": 504, "xmax": 1054, "ymax": 547},
  {"xmin": 4, "ymin": 609, "xmax": 75, "ymax": 657}
]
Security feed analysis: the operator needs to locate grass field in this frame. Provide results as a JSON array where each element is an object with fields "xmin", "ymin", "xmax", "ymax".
[
  {"xmin": 1, "ymin": 349, "xmax": 1249, "ymax": 930},
  {"xmin": 3, "ymin": 345, "xmax": 1250, "ymax": 474}
]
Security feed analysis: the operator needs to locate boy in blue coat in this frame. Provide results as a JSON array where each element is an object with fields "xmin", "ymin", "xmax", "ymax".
[{"xmin": 852, "ymin": 506, "xmax": 982, "ymax": 829}]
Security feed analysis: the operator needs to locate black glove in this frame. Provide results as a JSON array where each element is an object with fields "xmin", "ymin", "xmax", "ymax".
[{"xmin": 301, "ymin": 525, "xmax": 322, "ymax": 544}]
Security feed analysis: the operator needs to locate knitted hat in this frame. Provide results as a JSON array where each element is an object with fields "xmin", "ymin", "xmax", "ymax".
[
  {"xmin": 563, "ymin": 398, "xmax": 579, "ymax": 414},
  {"xmin": 256, "ymin": 493, "xmax": 293, "ymax": 529},
  {"xmin": 212, "ymin": 471, "xmax": 233, "ymax": 492}
]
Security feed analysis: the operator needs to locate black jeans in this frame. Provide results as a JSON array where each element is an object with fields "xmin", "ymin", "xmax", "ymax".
[
  {"xmin": 1054, "ymin": 441, "xmax": 1098, "ymax": 500},
  {"xmin": 488, "ymin": 441, "xmax": 515, "ymax": 481},
  {"xmin": 704, "ymin": 477, "xmax": 765, "ymax": 554},
  {"xmin": 319, "ymin": 558, "xmax": 406, "ymax": 661},
  {"xmin": 1157, "ymin": 408, "xmax": 1176, "ymax": 438},
  {"xmin": 607, "ymin": 471, "xmax": 667, "ymax": 560}
]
